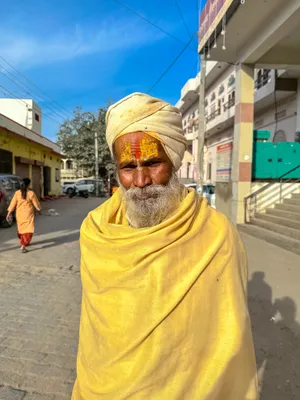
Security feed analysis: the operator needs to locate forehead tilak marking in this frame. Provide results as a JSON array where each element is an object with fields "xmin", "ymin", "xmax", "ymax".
[{"xmin": 120, "ymin": 137, "xmax": 159, "ymax": 163}]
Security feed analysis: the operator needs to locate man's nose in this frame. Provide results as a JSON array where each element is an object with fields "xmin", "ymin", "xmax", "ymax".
[{"xmin": 132, "ymin": 168, "xmax": 151, "ymax": 188}]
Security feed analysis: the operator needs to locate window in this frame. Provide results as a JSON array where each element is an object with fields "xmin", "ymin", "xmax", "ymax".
[
  {"xmin": 55, "ymin": 168, "xmax": 60, "ymax": 182},
  {"xmin": 228, "ymin": 74, "xmax": 235, "ymax": 87},
  {"xmin": 275, "ymin": 110, "xmax": 287, "ymax": 120},
  {"xmin": 273, "ymin": 130, "xmax": 287, "ymax": 144},
  {"xmin": 204, "ymin": 99, "xmax": 208, "ymax": 108},
  {"xmin": 218, "ymin": 84, "xmax": 225, "ymax": 95},
  {"xmin": 35, "ymin": 113, "xmax": 40, "ymax": 122},
  {"xmin": 66, "ymin": 160, "xmax": 73, "ymax": 170},
  {"xmin": 211, "ymin": 92, "xmax": 216, "ymax": 102}
]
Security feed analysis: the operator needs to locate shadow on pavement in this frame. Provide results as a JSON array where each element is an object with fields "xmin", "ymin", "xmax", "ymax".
[
  {"xmin": 248, "ymin": 271, "xmax": 300, "ymax": 399},
  {"xmin": 0, "ymin": 232, "xmax": 80, "ymax": 253}
]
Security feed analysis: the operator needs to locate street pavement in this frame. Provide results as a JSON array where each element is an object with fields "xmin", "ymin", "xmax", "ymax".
[
  {"xmin": 0, "ymin": 197, "xmax": 300, "ymax": 399},
  {"xmin": 0, "ymin": 197, "xmax": 102, "ymax": 400}
]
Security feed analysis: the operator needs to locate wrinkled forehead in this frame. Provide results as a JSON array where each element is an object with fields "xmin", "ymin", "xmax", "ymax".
[{"xmin": 113, "ymin": 132, "xmax": 166, "ymax": 162}]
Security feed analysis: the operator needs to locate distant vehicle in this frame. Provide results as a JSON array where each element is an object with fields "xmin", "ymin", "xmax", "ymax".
[
  {"xmin": 63, "ymin": 179, "xmax": 95, "ymax": 195},
  {"xmin": 0, "ymin": 174, "xmax": 23, "ymax": 228},
  {"xmin": 63, "ymin": 179, "xmax": 107, "ymax": 196},
  {"xmin": 62, "ymin": 181, "xmax": 75, "ymax": 187},
  {"xmin": 184, "ymin": 183, "xmax": 216, "ymax": 209}
]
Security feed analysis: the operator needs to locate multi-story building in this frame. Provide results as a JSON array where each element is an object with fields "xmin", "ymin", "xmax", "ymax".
[
  {"xmin": 177, "ymin": 62, "xmax": 300, "ymax": 186},
  {"xmin": 60, "ymin": 159, "xmax": 89, "ymax": 183},
  {"xmin": 0, "ymin": 99, "xmax": 63, "ymax": 198}
]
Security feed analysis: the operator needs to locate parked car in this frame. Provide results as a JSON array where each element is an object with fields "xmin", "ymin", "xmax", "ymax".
[
  {"xmin": 63, "ymin": 179, "xmax": 107, "ymax": 196},
  {"xmin": 184, "ymin": 183, "xmax": 216, "ymax": 209},
  {"xmin": 0, "ymin": 174, "xmax": 22, "ymax": 228},
  {"xmin": 63, "ymin": 179, "xmax": 95, "ymax": 195}
]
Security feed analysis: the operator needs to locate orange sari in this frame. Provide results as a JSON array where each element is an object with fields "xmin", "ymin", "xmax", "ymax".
[{"xmin": 8, "ymin": 190, "xmax": 41, "ymax": 245}]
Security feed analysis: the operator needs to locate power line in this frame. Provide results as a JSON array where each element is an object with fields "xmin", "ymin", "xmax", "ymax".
[
  {"xmin": 0, "ymin": 55, "xmax": 73, "ymax": 119},
  {"xmin": 174, "ymin": 0, "xmax": 193, "ymax": 39},
  {"xmin": 147, "ymin": 34, "xmax": 196, "ymax": 93},
  {"xmin": 0, "ymin": 67, "xmax": 68, "ymax": 121},
  {"xmin": 113, "ymin": 0, "xmax": 197, "ymax": 53},
  {"xmin": 0, "ymin": 62, "xmax": 71, "ymax": 119},
  {"xmin": 0, "ymin": 84, "xmax": 63, "ymax": 126}
]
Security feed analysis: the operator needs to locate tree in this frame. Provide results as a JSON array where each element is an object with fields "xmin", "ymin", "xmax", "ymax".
[{"xmin": 57, "ymin": 106, "xmax": 115, "ymax": 180}]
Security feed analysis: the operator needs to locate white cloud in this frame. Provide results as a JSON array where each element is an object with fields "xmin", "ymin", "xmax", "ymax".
[{"xmin": 0, "ymin": 19, "xmax": 163, "ymax": 69}]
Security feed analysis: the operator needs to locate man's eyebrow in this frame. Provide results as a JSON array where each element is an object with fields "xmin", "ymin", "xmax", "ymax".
[{"xmin": 119, "ymin": 160, "xmax": 137, "ymax": 168}]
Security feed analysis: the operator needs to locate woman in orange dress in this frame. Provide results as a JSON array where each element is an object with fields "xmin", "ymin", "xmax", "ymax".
[{"xmin": 6, "ymin": 178, "xmax": 41, "ymax": 253}]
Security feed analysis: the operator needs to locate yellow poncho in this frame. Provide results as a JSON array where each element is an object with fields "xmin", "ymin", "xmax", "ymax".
[{"xmin": 73, "ymin": 189, "xmax": 258, "ymax": 400}]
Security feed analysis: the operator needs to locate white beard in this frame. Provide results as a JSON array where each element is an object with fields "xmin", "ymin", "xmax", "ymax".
[{"xmin": 120, "ymin": 173, "xmax": 184, "ymax": 228}]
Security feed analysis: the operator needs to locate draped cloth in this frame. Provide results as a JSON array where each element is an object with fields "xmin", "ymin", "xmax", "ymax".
[
  {"xmin": 105, "ymin": 92, "xmax": 187, "ymax": 171},
  {"xmin": 72, "ymin": 189, "xmax": 258, "ymax": 400}
]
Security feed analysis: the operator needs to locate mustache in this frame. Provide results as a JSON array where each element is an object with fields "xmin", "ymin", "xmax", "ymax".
[{"xmin": 125, "ymin": 184, "xmax": 168, "ymax": 201}]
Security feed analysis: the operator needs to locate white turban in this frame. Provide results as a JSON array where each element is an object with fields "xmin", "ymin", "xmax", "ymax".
[{"xmin": 106, "ymin": 92, "xmax": 187, "ymax": 171}]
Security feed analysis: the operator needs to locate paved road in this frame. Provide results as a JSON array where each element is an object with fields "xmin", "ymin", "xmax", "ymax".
[
  {"xmin": 0, "ymin": 197, "xmax": 300, "ymax": 399},
  {"xmin": 0, "ymin": 197, "xmax": 103, "ymax": 400}
]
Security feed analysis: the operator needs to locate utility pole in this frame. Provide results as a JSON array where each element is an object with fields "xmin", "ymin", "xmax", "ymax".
[
  {"xmin": 197, "ymin": 54, "xmax": 206, "ymax": 191},
  {"xmin": 95, "ymin": 129, "xmax": 99, "ymax": 197}
]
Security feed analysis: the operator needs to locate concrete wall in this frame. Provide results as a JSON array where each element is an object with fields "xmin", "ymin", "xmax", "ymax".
[
  {"xmin": 0, "ymin": 128, "xmax": 62, "ymax": 196},
  {"xmin": 0, "ymin": 99, "xmax": 42, "ymax": 135},
  {"xmin": 255, "ymin": 95, "xmax": 297, "ymax": 142}
]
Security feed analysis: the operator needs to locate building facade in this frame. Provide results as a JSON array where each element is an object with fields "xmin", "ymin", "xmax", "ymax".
[
  {"xmin": 177, "ymin": 62, "xmax": 300, "ymax": 188},
  {"xmin": 0, "ymin": 99, "xmax": 63, "ymax": 198}
]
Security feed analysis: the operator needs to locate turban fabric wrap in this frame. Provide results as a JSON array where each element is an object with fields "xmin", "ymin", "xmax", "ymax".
[{"xmin": 106, "ymin": 92, "xmax": 187, "ymax": 171}]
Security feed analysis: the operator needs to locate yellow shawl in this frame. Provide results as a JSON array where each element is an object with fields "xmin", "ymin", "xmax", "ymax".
[{"xmin": 73, "ymin": 189, "xmax": 258, "ymax": 400}]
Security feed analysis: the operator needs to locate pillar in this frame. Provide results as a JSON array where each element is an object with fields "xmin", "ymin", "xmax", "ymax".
[
  {"xmin": 296, "ymin": 78, "xmax": 300, "ymax": 132},
  {"xmin": 231, "ymin": 64, "xmax": 255, "ymax": 225}
]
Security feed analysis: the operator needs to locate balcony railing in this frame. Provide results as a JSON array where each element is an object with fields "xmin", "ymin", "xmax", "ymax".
[
  {"xmin": 206, "ymin": 107, "xmax": 221, "ymax": 123},
  {"xmin": 223, "ymin": 98, "xmax": 235, "ymax": 112},
  {"xmin": 255, "ymin": 70, "xmax": 271, "ymax": 90}
]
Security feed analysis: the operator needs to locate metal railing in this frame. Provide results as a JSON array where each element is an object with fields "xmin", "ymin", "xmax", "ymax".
[
  {"xmin": 255, "ymin": 70, "xmax": 272, "ymax": 90},
  {"xmin": 244, "ymin": 164, "xmax": 300, "ymax": 223},
  {"xmin": 206, "ymin": 107, "xmax": 221, "ymax": 123},
  {"xmin": 223, "ymin": 98, "xmax": 235, "ymax": 112}
]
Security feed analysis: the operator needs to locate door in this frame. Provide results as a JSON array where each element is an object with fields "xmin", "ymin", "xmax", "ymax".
[
  {"xmin": 0, "ymin": 149, "xmax": 13, "ymax": 173},
  {"xmin": 15, "ymin": 163, "xmax": 29, "ymax": 179},
  {"xmin": 43, "ymin": 167, "xmax": 51, "ymax": 196},
  {"xmin": 32, "ymin": 165, "xmax": 42, "ymax": 199}
]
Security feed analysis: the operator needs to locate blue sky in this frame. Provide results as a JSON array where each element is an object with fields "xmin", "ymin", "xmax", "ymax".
[{"xmin": 0, "ymin": 0, "xmax": 202, "ymax": 141}]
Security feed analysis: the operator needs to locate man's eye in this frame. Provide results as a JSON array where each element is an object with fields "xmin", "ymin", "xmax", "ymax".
[
  {"xmin": 145, "ymin": 161, "xmax": 160, "ymax": 167},
  {"xmin": 122, "ymin": 164, "xmax": 136, "ymax": 170}
]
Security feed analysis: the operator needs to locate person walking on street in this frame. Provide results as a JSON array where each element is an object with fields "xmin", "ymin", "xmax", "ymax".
[{"xmin": 6, "ymin": 178, "xmax": 41, "ymax": 253}]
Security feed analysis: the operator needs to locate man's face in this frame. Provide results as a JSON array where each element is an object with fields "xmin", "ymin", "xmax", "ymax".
[
  {"xmin": 113, "ymin": 132, "xmax": 183, "ymax": 228},
  {"xmin": 114, "ymin": 131, "xmax": 174, "ymax": 189}
]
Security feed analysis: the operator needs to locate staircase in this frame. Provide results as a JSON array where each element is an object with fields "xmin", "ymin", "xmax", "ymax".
[{"xmin": 240, "ymin": 192, "xmax": 300, "ymax": 255}]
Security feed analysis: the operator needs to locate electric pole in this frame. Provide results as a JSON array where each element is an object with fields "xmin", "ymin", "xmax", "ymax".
[
  {"xmin": 197, "ymin": 54, "xmax": 206, "ymax": 190},
  {"xmin": 95, "ymin": 129, "xmax": 99, "ymax": 197}
]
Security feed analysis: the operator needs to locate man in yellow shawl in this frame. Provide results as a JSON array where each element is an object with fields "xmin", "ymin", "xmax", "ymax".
[{"xmin": 73, "ymin": 93, "xmax": 258, "ymax": 400}]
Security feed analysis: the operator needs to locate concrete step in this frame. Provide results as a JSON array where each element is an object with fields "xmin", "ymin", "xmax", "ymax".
[
  {"xmin": 238, "ymin": 224, "xmax": 300, "ymax": 256},
  {"xmin": 256, "ymin": 213, "xmax": 300, "ymax": 231},
  {"xmin": 284, "ymin": 198, "xmax": 300, "ymax": 206},
  {"xmin": 252, "ymin": 218, "xmax": 300, "ymax": 241},
  {"xmin": 266, "ymin": 208, "xmax": 300, "ymax": 222},
  {"xmin": 275, "ymin": 203, "xmax": 300, "ymax": 214}
]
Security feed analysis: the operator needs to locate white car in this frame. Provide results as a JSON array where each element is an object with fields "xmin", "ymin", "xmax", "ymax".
[{"xmin": 63, "ymin": 179, "xmax": 95, "ymax": 195}]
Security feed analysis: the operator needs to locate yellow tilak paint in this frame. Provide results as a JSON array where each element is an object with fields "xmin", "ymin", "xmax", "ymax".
[
  {"xmin": 140, "ymin": 138, "xmax": 158, "ymax": 160},
  {"xmin": 120, "ymin": 138, "xmax": 159, "ymax": 163},
  {"xmin": 120, "ymin": 142, "xmax": 132, "ymax": 163}
]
